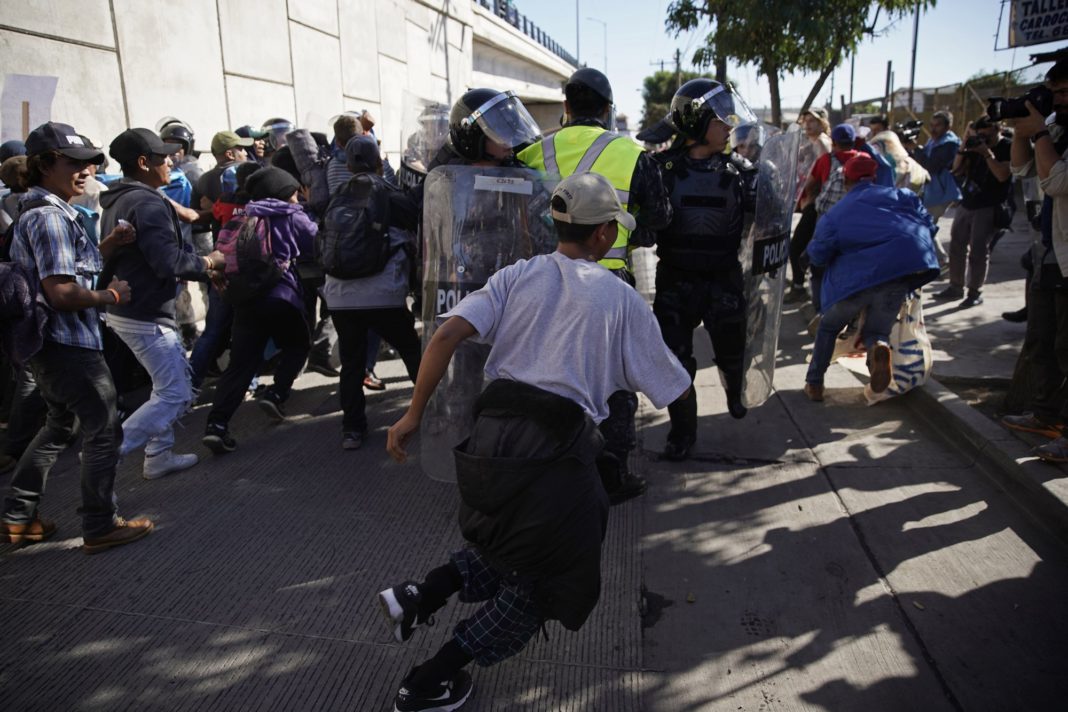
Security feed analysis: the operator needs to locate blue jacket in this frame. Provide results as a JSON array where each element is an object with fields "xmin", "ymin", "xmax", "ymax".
[{"xmin": 807, "ymin": 182, "xmax": 940, "ymax": 311}]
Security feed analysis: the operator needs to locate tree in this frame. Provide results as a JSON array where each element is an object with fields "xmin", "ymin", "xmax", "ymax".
[
  {"xmin": 640, "ymin": 69, "xmax": 714, "ymax": 130},
  {"xmin": 666, "ymin": 0, "xmax": 937, "ymax": 127}
]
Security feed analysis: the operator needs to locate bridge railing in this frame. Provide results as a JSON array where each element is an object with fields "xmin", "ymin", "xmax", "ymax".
[{"xmin": 476, "ymin": 0, "xmax": 579, "ymax": 67}]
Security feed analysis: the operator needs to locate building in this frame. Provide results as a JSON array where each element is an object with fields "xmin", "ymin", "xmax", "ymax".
[{"xmin": 0, "ymin": 0, "xmax": 575, "ymax": 161}]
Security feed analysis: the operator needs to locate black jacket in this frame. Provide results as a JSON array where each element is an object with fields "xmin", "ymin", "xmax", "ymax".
[
  {"xmin": 454, "ymin": 379, "xmax": 608, "ymax": 631},
  {"xmin": 99, "ymin": 178, "xmax": 207, "ymax": 328}
]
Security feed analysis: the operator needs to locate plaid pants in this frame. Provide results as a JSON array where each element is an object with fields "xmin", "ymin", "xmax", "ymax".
[{"xmin": 450, "ymin": 547, "xmax": 543, "ymax": 666}]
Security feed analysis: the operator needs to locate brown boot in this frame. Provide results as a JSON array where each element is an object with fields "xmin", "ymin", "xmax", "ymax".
[
  {"xmin": 0, "ymin": 514, "xmax": 57, "ymax": 544},
  {"xmin": 82, "ymin": 517, "xmax": 154, "ymax": 555},
  {"xmin": 803, "ymin": 383, "xmax": 825, "ymax": 402}
]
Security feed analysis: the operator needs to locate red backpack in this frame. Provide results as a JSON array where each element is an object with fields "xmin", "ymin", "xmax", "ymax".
[{"xmin": 215, "ymin": 212, "xmax": 283, "ymax": 304}]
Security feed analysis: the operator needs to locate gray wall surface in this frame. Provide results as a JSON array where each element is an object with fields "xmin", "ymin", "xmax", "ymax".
[{"xmin": 0, "ymin": 0, "xmax": 572, "ymax": 162}]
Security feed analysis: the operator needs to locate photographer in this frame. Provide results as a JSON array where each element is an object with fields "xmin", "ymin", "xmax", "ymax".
[
  {"xmin": 908, "ymin": 111, "xmax": 962, "ymax": 225},
  {"xmin": 932, "ymin": 117, "xmax": 1011, "ymax": 306},
  {"xmin": 1003, "ymin": 59, "xmax": 1068, "ymax": 463}
]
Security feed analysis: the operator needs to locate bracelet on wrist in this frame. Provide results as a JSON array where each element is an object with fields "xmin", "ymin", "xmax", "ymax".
[{"xmin": 106, "ymin": 288, "xmax": 121, "ymax": 305}]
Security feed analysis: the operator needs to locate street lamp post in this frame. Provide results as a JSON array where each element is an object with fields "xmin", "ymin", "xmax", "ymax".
[{"xmin": 586, "ymin": 16, "xmax": 607, "ymax": 75}]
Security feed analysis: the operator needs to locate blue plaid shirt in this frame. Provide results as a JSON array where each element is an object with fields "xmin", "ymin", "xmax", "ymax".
[{"xmin": 10, "ymin": 186, "xmax": 104, "ymax": 351}]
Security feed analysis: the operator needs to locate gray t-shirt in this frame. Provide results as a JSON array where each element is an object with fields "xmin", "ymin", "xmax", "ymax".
[{"xmin": 442, "ymin": 251, "xmax": 690, "ymax": 423}]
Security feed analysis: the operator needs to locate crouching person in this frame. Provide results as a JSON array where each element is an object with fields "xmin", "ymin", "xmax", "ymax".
[
  {"xmin": 803, "ymin": 154, "xmax": 940, "ymax": 402},
  {"xmin": 380, "ymin": 173, "xmax": 691, "ymax": 711}
]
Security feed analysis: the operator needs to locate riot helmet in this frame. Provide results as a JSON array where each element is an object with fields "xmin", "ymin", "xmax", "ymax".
[
  {"xmin": 670, "ymin": 78, "xmax": 757, "ymax": 143},
  {"xmin": 565, "ymin": 67, "xmax": 613, "ymax": 106},
  {"xmin": 564, "ymin": 68, "xmax": 615, "ymax": 128},
  {"xmin": 448, "ymin": 89, "xmax": 542, "ymax": 162},
  {"xmin": 261, "ymin": 117, "xmax": 295, "ymax": 151},
  {"xmin": 159, "ymin": 122, "xmax": 196, "ymax": 156},
  {"xmin": 155, "ymin": 116, "xmax": 187, "ymax": 133}
]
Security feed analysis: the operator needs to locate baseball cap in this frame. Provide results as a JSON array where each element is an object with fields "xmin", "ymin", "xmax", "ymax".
[
  {"xmin": 25, "ymin": 122, "xmax": 104, "ymax": 163},
  {"xmin": 109, "ymin": 128, "xmax": 182, "ymax": 166},
  {"xmin": 550, "ymin": 173, "xmax": 636, "ymax": 231},
  {"xmin": 842, "ymin": 153, "xmax": 877, "ymax": 181},
  {"xmin": 211, "ymin": 130, "xmax": 255, "ymax": 155},
  {"xmin": 344, "ymin": 134, "xmax": 381, "ymax": 171},
  {"xmin": 831, "ymin": 123, "xmax": 856, "ymax": 143}
]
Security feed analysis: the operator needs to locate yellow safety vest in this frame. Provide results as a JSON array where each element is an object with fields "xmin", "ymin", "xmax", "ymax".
[{"xmin": 518, "ymin": 125, "xmax": 643, "ymax": 271}]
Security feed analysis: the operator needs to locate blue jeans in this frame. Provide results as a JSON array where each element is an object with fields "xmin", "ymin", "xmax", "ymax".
[
  {"xmin": 806, "ymin": 278, "xmax": 910, "ymax": 386},
  {"xmin": 189, "ymin": 285, "xmax": 233, "ymax": 387},
  {"xmin": 2, "ymin": 342, "xmax": 121, "ymax": 537},
  {"xmin": 111, "ymin": 322, "xmax": 194, "ymax": 457}
]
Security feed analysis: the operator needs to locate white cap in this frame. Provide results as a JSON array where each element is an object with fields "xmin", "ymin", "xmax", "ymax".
[{"xmin": 550, "ymin": 172, "xmax": 636, "ymax": 231}]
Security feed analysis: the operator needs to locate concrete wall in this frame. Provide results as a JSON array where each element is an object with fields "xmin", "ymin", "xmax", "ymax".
[{"xmin": 0, "ymin": 0, "xmax": 571, "ymax": 164}]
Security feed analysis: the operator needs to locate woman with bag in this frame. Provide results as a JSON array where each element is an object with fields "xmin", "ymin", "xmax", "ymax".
[{"xmin": 802, "ymin": 154, "xmax": 940, "ymax": 402}]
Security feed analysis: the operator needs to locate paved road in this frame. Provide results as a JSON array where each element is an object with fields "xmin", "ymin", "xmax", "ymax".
[{"xmin": 2, "ymin": 220, "xmax": 1067, "ymax": 710}]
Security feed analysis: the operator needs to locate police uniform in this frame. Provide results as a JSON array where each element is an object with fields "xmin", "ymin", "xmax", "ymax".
[
  {"xmin": 519, "ymin": 120, "xmax": 671, "ymax": 497},
  {"xmin": 654, "ymin": 147, "xmax": 757, "ymax": 450}
]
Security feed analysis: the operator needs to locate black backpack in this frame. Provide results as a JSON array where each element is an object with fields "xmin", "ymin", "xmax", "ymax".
[
  {"xmin": 1, "ymin": 198, "xmax": 49, "ymax": 262},
  {"xmin": 317, "ymin": 174, "xmax": 397, "ymax": 279}
]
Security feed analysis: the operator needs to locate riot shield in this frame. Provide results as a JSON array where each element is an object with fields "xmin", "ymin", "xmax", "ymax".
[
  {"xmin": 738, "ymin": 128, "xmax": 801, "ymax": 407},
  {"xmin": 398, "ymin": 93, "xmax": 450, "ymax": 191},
  {"xmin": 420, "ymin": 165, "xmax": 558, "ymax": 481}
]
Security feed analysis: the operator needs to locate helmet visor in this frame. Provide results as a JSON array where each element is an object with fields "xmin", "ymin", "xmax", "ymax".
[
  {"xmin": 468, "ymin": 91, "xmax": 543, "ymax": 151},
  {"xmin": 693, "ymin": 85, "xmax": 757, "ymax": 128},
  {"xmin": 262, "ymin": 121, "xmax": 294, "ymax": 149}
]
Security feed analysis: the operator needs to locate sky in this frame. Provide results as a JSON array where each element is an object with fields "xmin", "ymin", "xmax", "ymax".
[{"xmin": 516, "ymin": 0, "xmax": 1059, "ymax": 125}]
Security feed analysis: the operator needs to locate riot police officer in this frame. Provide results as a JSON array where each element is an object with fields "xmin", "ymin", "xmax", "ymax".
[
  {"xmin": 654, "ymin": 78, "xmax": 759, "ymax": 461},
  {"xmin": 518, "ymin": 68, "xmax": 671, "ymax": 504}
]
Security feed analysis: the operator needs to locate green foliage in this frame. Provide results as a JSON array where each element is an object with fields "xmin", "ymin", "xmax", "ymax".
[
  {"xmin": 666, "ymin": 0, "xmax": 937, "ymax": 124},
  {"xmin": 640, "ymin": 69, "xmax": 713, "ymax": 129}
]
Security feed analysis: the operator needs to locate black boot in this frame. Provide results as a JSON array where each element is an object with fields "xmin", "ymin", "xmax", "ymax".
[
  {"xmin": 723, "ymin": 370, "xmax": 748, "ymax": 420},
  {"xmin": 663, "ymin": 389, "xmax": 698, "ymax": 461}
]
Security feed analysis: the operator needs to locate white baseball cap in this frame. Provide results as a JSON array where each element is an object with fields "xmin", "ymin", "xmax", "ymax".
[{"xmin": 550, "ymin": 172, "xmax": 636, "ymax": 231}]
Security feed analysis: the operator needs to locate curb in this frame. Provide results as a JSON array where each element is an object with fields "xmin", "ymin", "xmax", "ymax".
[{"xmin": 907, "ymin": 377, "xmax": 1068, "ymax": 547}]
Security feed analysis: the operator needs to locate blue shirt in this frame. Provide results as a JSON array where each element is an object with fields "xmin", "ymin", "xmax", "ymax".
[{"xmin": 11, "ymin": 186, "xmax": 104, "ymax": 350}]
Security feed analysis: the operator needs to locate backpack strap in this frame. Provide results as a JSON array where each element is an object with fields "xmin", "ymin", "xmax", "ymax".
[{"xmin": 2, "ymin": 198, "xmax": 53, "ymax": 262}]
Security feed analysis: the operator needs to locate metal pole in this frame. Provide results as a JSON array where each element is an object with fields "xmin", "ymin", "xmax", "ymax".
[
  {"xmin": 849, "ymin": 52, "xmax": 855, "ymax": 112},
  {"xmin": 908, "ymin": 2, "xmax": 920, "ymax": 111},
  {"xmin": 883, "ymin": 60, "xmax": 893, "ymax": 114},
  {"xmin": 576, "ymin": 0, "xmax": 580, "ymax": 64},
  {"xmin": 586, "ymin": 17, "xmax": 607, "ymax": 74}
]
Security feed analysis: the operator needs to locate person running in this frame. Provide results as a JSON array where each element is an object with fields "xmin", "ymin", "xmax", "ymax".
[{"xmin": 379, "ymin": 172, "xmax": 690, "ymax": 712}]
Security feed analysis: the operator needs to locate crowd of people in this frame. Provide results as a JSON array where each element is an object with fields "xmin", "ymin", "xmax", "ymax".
[{"xmin": 1, "ymin": 56, "xmax": 1067, "ymax": 711}]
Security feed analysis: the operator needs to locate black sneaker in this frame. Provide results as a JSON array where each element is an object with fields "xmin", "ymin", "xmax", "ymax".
[
  {"xmin": 960, "ymin": 292, "xmax": 984, "ymax": 308},
  {"xmin": 661, "ymin": 437, "xmax": 695, "ymax": 462},
  {"xmin": 932, "ymin": 285, "xmax": 964, "ymax": 301},
  {"xmin": 202, "ymin": 423, "xmax": 236, "ymax": 454},
  {"xmin": 394, "ymin": 668, "xmax": 473, "ymax": 712},
  {"xmin": 256, "ymin": 388, "xmax": 286, "ymax": 423},
  {"xmin": 306, "ymin": 359, "xmax": 340, "ymax": 378},
  {"xmin": 379, "ymin": 581, "xmax": 434, "ymax": 643},
  {"xmin": 608, "ymin": 473, "xmax": 647, "ymax": 505}
]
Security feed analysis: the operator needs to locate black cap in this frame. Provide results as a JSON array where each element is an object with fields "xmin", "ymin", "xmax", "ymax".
[
  {"xmin": 565, "ymin": 67, "xmax": 613, "ymax": 105},
  {"xmin": 246, "ymin": 166, "xmax": 300, "ymax": 202},
  {"xmin": 110, "ymin": 128, "xmax": 182, "ymax": 167},
  {"xmin": 344, "ymin": 134, "xmax": 381, "ymax": 172},
  {"xmin": 25, "ymin": 122, "xmax": 104, "ymax": 163}
]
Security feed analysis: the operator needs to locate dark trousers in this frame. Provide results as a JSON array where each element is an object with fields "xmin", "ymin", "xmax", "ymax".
[
  {"xmin": 332, "ymin": 308, "xmax": 421, "ymax": 433},
  {"xmin": 789, "ymin": 204, "xmax": 818, "ymax": 288},
  {"xmin": 654, "ymin": 264, "xmax": 746, "ymax": 443},
  {"xmin": 207, "ymin": 298, "xmax": 310, "ymax": 427},
  {"xmin": 1025, "ymin": 273, "xmax": 1068, "ymax": 420},
  {"xmin": 300, "ymin": 274, "xmax": 336, "ymax": 365},
  {"xmin": 189, "ymin": 285, "xmax": 233, "ymax": 387},
  {"xmin": 2, "ymin": 342, "xmax": 121, "ymax": 537},
  {"xmin": 4, "ymin": 363, "xmax": 47, "ymax": 459}
]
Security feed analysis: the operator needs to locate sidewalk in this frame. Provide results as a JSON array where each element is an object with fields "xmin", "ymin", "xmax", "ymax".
[{"xmin": 908, "ymin": 208, "xmax": 1068, "ymax": 542}]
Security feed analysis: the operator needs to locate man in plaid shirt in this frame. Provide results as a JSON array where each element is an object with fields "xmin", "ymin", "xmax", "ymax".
[{"xmin": 0, "ymin": 122, "xmax": 154, "ymax": 554}]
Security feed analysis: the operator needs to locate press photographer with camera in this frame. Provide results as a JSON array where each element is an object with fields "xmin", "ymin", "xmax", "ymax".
[
  {"xmin": 1003, "ymin": 59, "xmax": 1068, "ymax": 463},
  {"xmin": 931, "ymin": 116, "xmax": 1011, "ymax": 307}
]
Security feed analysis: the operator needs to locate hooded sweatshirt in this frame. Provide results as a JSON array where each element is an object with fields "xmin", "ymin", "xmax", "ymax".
[
  {"xmin": 99, "ymin": 178, "xmax": 207, "ymax": 328},
  {"xmin": 242, "ymin": 198, "xmax": 317, "ymax": 310}
]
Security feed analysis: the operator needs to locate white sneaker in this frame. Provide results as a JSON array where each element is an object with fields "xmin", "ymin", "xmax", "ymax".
[{"xmin": 143, "ymin": 450, "xmax": 199, "ymax": 480}]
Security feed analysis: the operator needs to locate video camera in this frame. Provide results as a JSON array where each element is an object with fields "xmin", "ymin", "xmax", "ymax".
[
  {"xmin": 893, "ymin": 119, "xmax": 923, "ymax": 143},
  {"xmin": 986, "ymin": 85, "xmax": 1054, "ymax": 121}
]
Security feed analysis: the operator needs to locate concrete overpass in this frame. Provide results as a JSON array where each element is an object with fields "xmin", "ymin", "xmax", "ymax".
[{"xmin": 0, "ymin": 0, "xmax": 575, "ymax": 161}]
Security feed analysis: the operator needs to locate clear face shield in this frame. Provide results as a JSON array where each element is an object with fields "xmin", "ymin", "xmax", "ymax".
[
  {"xmin": 730, "ymin": 122, "xmax": 768, "ymax": 160},
  {"xmin": 693, "ymin": 84, "xmax": 758, "ymax": 130},
  {"xmin": 464, "ymin": 91, "xmax": 543, "ymax": 155},
  {"xmin": 262, "ymin": 121, "xmax": 294, "ymax": 150}
]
